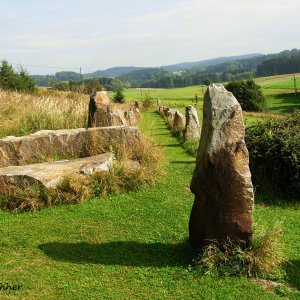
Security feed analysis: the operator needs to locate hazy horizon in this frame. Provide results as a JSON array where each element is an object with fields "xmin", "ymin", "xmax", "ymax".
[{"xmin": 1, "ymin": 0, "xmax": 299, "ymax": 75}]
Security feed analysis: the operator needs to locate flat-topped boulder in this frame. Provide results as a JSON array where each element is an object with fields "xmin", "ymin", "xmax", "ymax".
[
  {"xmin": 0, "ymin": 153, "xmax": 113, "ymax": 190},
  {"xmin": 0, "ymin": 126, "xmax": 140, "ymax": 167},
  {"xmin": 189, "ymin": 84, "xmax": 254, "ymax": 248}
]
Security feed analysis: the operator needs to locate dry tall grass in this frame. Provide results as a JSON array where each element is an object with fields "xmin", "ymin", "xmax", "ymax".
[{"xmin": 0, "ymin": 89, "xmax": 89, "ymax": 137}]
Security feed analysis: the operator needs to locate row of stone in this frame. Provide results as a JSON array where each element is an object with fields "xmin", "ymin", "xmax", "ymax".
[
  {"xmin": 0, "ymin": 91, "xmax": 142, "ymax": 191},
  {"xmin": 157, "ymin": 103, "xmax": 201, "ymax": 141},
  {"xmin": 88, "ymin": 91, "xmax": 141, "ymax": 127}
]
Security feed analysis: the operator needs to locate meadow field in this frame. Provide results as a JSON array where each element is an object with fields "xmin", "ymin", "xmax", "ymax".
[
  {"xmin": 0, "ymin": 75, "xmax": 299, "ymax": 299},
  {"xmin": 113, "ymin": 74, "xmax": 300, "ymax": 126}
]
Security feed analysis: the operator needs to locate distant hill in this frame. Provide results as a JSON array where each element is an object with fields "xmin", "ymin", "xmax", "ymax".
[
  {"xmin": 31, "ymin": 49, "xmax": 300, "ymax": 88},
  {"xmin": 83, "ymin": 66, "xmax": 145, "ymax": 78},
  {"xmin": 162, "ymin": 53, "xmax": 263, "ymax": 72},
  {"xmin": 84, "ymin": 54, "xmax": 263, "ymax": 78}
]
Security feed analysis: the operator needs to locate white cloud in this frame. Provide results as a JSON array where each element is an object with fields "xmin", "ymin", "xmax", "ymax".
[{"xmin": 0, "ymin": 0, "xmax": 299, "ymax": 74}]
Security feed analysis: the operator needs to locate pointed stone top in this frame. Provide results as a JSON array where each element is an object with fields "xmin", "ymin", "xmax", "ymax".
[{"xmin": 207, "ymin": 84, "xmax": 240, "ymax": 109}]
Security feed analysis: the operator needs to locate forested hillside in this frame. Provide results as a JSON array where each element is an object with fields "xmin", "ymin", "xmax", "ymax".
[{"xmin": 30, "ymin": 49, "xmax": 300, "ymax": 89}]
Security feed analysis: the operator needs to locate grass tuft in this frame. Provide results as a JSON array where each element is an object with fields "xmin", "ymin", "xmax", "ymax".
[{"xmin": 194, "ymin": 224, "xmax": 285, "ymax": 278}]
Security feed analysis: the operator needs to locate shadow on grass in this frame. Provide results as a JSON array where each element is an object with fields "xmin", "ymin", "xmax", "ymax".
[
  {"xmin": 283, "ymin": 260, "xmax": 300, "ymax": 290},
  {"xmin": 254, "ymin": 189, "xmax": 298, "ymax": 208},
  {"xmin": 267, "ymin": 93, "xmax": 300, "ymax": 114},
  {"xmin": 38, "ymin": 241, "xmax": 196, "ymax": 267},
  {"xmin": 150, "ymin": 127, "xmax": 169, "ymax": 131},
  {"xmin": 170, "ymin": 161, "xmax": 195, "ymax": 165},
  {"xmin": 161, "ymin": 144, "xmax": 181, "ymax": 148},
  {"xmin": 153, "ymin": 133, "xmax": 170, "ymax": 136}
]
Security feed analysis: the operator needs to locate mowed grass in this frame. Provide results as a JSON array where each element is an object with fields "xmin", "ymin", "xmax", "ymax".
[
  {"xmin": 115, "ymin": 73, "xmax": 300, "ymax": 117},
  {"xmin": 0, "ymin": 111, "xmax": 299, "ymax": 299},
  {"xmin": 109, "ymin": 85, "xmax": 206, "ymax": 103}
]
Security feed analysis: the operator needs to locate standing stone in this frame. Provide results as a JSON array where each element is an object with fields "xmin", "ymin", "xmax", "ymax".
[
  {"xmin": 109, "ymin": 110, "xmax": 126, "ymax": 126},
  {"xmin": 189, "ymin": 84, "xmax": 254, "ymax": 248},
  {"xmin": 158, "ymin": 104, "xmax": 164, "ymax": 116},
  {"xmin": 184, "ymin": 105, "xmax": 201, "ymax": 141},
  {"xmin": 163, "ymin": 106, "xmax": 170, "ymax": 117},
  {"xmin": 156, "ymin": 98, "xmax": 161, "ymax": 108},
  {"xmin": 172, "ymin": 110, "xmax": 185, "ymax": 134},
  {"xmin": 131, "ymin": 106, "xmax": 141, "ymax": 121},
  {"xmin": 88, "ymin": 91, "xmax": 111, "ymax": 127},
  {"xmin": 124, "ymin": 106, "xmax": 141, "ymax": 126},
  {"xmin": 165, "ymin": 109, "xmax": 176, "ymax": 128}
]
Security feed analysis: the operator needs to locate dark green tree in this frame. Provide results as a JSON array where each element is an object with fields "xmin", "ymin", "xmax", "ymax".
[
  {"xmin": 203, "ymin": 78, "xmax": 212, "ymax": 86},
  {"xmin": 0, "ymin": 60, "xmax": 17, "ymax": 91},
  {"xmin": 17, "ymin": 67, "xmax": 36, "ymax": 93},
  {"xmin": 84, "ymin": 78, "xmax": 103, "ymax": 94},
  {"xmin": 113, "ymin": 89, "xmax": 125, "ymax": 103},
  {"xmin": 0, "ymin": 60, "xmax": 36, "ymax": 93},
  {"xmin": 225, "ymin": 79, "xmax": 266, "ymax": 112}
]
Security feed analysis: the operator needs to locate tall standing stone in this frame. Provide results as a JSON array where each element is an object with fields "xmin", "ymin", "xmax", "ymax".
[
  {"xmin": 184, "ymin": 105, "xmax": 201, "ymax": 141},
  {"xmin": 172, "ymin": 110, "xmax": 185, "ymax": 134},
  {"xmin": 189, "ymin": 84, "xmax": 254, "ymax": 248},
  {"xmin": 88, "ymin": 91, "xmax": 111, "ymax": 127}
]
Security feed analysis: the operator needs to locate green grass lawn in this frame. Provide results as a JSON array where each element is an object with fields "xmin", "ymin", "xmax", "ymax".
[
  {"xmin": 109, "ymin": 86, "xmax": 205, "ymax": 103},
  {"xmin": 0, "ymin": 111, "xmax": 299, "ymax": 299},
  {"xmin": 256, "ymin": 73, "xmax": 300, "ymax": 91},
  {"xmin": 113, "ymin": 73, "xmax": 300, "ymax": 116}
]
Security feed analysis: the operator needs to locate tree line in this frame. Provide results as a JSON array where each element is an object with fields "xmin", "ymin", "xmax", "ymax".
[{"xmin": 0, "ymin": 60, "xmax": 36, "ymax": 93}]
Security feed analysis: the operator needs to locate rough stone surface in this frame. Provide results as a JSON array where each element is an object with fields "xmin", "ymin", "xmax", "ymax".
[
  {"xmin": 0, "ymin": 153, "xmax": 113, "ymax": 189},
  {"xmin": 109, "ymin": 110, "xmax": 126, "ymax": 126},
  {"xmin": 0, "ymin": 126, "xmax": 140, "ymax": 167},
  {"xmin": 158, "ymin": 104, "xmax": 164, "ymax": 115},
  {"xmin": 165, "ymin": 109, "xmax": 176, "ymax": 128},
  {"xmin": 163, "ymin": 106, "xmax": 170, "ymax": 117},
  {"xmin": 184, "ymin": 105, "xmax": 201, "ymax": 141},
  {"xmin": 88, "ymin": 91, "xmax": 111, "ymax": 127},
  {"xmin": 172, "ymin": 110, "xmax": 185, "ymax": 133},
  {"xmin": 88, "ymin": 91, "xmax": 140, "ymax": 127},
  {"xmin": 189, "ymin": 84, "xmax": 254, "ymax": 248},
  {"xmin": 124, "ymin": 106, "xmax": 140, "ymax": 126}
]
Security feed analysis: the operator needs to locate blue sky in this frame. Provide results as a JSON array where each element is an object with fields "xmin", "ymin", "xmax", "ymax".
[{"xmin": 0, "ymin": 0, "xmax": 299, "ymax": 74}]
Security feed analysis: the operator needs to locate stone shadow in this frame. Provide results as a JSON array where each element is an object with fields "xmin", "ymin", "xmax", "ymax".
[
  {"xmin": 267, "ymin": 93, "xmax": 300, "ymax": 113},
  {"xmin": 38, "ymin": 241, "xmax": 196, "ymax": 267},
  {"xmin": 283, "ymin": 260, "xmax": 300, "ymax": 290},
  {"xmin": 170, "ymin": 161, "xmax": 195, "ymax": 165},
  {"xmin": 161, "ymin": 144, "xmax": 181, "ymax": 148}
]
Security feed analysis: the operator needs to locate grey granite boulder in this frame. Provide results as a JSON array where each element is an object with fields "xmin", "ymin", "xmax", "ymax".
[
  {"xmin": 189, "ymin": 84, "xmax": 254, "ymax": 248},
  {"xmin": 0, "ymin": 153, "xmax": 113, "ymax": 189},
  {"xmin": 0, "ymin": 126, "xmax": 140, "ymax": 167}
]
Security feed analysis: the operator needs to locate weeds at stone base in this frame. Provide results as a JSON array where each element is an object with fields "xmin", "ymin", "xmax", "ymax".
[
  {"xmin": 0, "ymin": 135, "xmax": 164, "ymax": 212},
  {"xmin": 182, "ymin": 140, "xmax": 198, "ymax": 157},
  {"xmin": 194, "ymin": 224, "xmax": 285, "ymax": 279}
]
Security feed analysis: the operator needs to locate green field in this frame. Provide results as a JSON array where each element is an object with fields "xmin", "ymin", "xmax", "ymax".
[
  {"xmin": 113, "ymin": 74, "xmax": 300, "ymax": 116},
  {"xmin": 0, "ymin": 112, "xmax": 299, "ymax": 299},
  {"xmin": 0, "ymin": 74, "xmax": 300, "ymax": 299}
]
